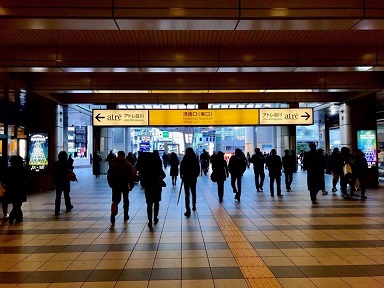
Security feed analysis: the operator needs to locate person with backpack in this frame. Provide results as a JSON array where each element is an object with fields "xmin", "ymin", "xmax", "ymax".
[{"xmin": 107, "ymin": 151, "xmax": 134, "ymax": 225}]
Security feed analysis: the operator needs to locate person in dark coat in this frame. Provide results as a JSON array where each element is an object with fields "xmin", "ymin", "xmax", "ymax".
[
  {"xmin": 180, "ymin": 147, "xmax": 200, "ymax": 217},
  {"xmin": 0, "ymin": 155, "xmax": 8, "ymax": 219},
  {"xmin": 107, "ymin": 151, "xmax": 134, "ymax": 225},
  {"xmin": 211, "ymin": 151, "xmax": 229, "ymax": 202},
  {"xmin": 303, "ymin": 143, "xmax": 322, "ymax": 204},
  {"xmin": 92, "ymin": 151, "xmax": 102, "ymax": 178},
  {"xmin": 250, "ymin": 148, "xmax": 266, "ymax": 192},
  {"xmin": 329, "ymin": 147, "xmax": 343, "ymax": 193},
  {"xmin": 282, "ymin": 149, "xmax": 295, "ymax": 192},
  {"xmin": 228, "ymin": 148, "xmax": 247, "ymax": 202},
  {"xmin": 106, "ymin": 150, "xmax": 116, "ymax": 167},
  {"xmin": 169, "ymin": 152, "xmax": 179, "ymax": 187},
  {"xmin": 267, "ymin": 149, "xmax": 283, "ymax": 197},
  {"xmin": 4, "ymin": 155, "xmax": 27, "ymax": 224},
  {"xmin": 68, "ymin": 154, "xmax": 74, "ymax": 170},
  {"xmin": 140, "ymin": 151, "xmax": 166, "ymax": 228},
  {"xmin": 352, "ymin": 149, "xmax": 368, "ymax": 199},
  {"xmin": 340, "ymin": 146, "xmax": 354, "ymax": 198},
  {"xmin": 53, "ymin": 151, "xmax": 74, "ymax": 216}
]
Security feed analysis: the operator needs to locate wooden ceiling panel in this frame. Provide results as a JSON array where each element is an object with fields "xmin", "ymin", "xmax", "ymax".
[
  {"xmin": 1, "ymin": 30, "xmax": 384, "ymax": 47},
  {"xmin": 241, "ymin": 0, "xmax": 363, "ymax": 9}
]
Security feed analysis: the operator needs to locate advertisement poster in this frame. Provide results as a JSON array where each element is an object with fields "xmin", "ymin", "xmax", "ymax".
[
  {"xmin": 140, "ymin": 142, "xmax": 150, "ymax": 152},
  {"xmin": 357, "ymin": 130, "xmax": 377, "ymax": 166},
  {"xmin": 28, "ymin": 133, "xmax": 49, "ymax": 172}
]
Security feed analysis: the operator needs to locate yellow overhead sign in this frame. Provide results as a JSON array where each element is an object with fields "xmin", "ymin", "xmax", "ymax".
[
  {"xmin": 148, "ymin": 109, "xmax": 259, "ymax": 126},
  {"xmin": 92, "ymin": 108, "xmax": 313, "ymax": 126},
  {"xmin": 259, "ymin": 108, "xmax": 313, "ymax": 125}
]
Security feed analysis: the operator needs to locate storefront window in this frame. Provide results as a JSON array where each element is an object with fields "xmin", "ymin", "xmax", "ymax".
[
  {"xmin": 68, "ymin": 126, "xmax": 88, "ymax": 158},
  {"xmin": 0, "ymin": 123, "xmax": 4, "ymax": 134},
  {"xmin": 8, "ymin": 125, "xmax": 14, "ymax": 137}
]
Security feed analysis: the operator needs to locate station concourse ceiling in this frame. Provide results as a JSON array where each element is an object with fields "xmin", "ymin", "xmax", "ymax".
[{"xmin": 0, "ymin": 1, "xmax": 384, "ymax": 117}]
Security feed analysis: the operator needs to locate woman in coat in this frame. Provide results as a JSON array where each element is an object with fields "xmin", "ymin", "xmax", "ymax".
[
  {"xmin": 211, "ymin": 151, "xmax": 229, "ymax": 202},
  {"xmin": 169, "ymin": 152, "xmax": 179, "ymax": 187},
  {"xmin": 92, "ymin": 151, "xmax": 102, "ymax": 178},
  {"xmin": 4, "ymin": 155, "xmax": 27, "ymax": 224},
  {"xmin": 140, "ymin": 151, "xmax": 166, "ymax": 229}
]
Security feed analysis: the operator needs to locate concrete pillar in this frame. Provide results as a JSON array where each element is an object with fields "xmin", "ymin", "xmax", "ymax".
[
  {"xmin": 276, "ymin": 126, "xmax": 289, "ymax": 157},
  {"xmin": 100, "ymin": 127, "xmax": 113, "ymax": 174},
  {"xmin": 245, "ymin": 126, "xmax": 254, "ymax": 155},
  {"xmin": 54, "ymin": 105, "xmax": 64, "ymax": 159},
  {"xmin": 339, "ymin": 103, "xmax": 353, "ymax": 149},
  {"xmin": 125, "ymin": 127, "xmax": 132, "ymax": 153},
  {"xmin": 62, "ymin": 105, "xmax": 69, "ymax": 152}
]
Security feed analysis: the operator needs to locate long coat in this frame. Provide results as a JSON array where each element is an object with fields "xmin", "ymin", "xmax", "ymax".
[
  {"xmin": 140, "ymin": 153, "xmax": 165, "ymax": 203},
  {"xmin": 4, "ymin": 165, "xmax": 28, "ymax": 203}
]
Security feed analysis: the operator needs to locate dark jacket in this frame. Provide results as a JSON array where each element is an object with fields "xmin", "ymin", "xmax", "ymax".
[
  {"xmin": 211, "ymin": 157, "xmax": 229, "ymax": 182},
  {"xmin": 107, "ymin": 157, "xmax": 134, "ymax": 191},
  {"xmin": 228, "ymin": 153, "xmax": 247, "ymax": 176},
  {"xmin": 180, "ymin": 154, "xmax": 200, "ymax": 184},
  {"xmin": 329, "ymin": 151, "xmax": 343, "ymax": 174},
  {"xmin": 303, "ymin": 149, "xmax": 323, "ymax": 190},
  {"xmin": 267, "ymin": 154, "xmax": 282, "ymax": 177},
  {"xmin": 353, "ymin": 153, "xmax": 368, "ymax": 177},
  {"xmin": 53, "ymin": 159, "xmax": 71, "ymax": 188},
  {"xmin": 4, "ymin": 164, "xmax": 28, "ymax": 203},
  {"xmin": 169, "ymin": 153, "xmax": 179, "ymax": 177},
  {"xmin": 250, "ymin": 152, "xmax": 266, "ymax": 171},
  {"xmin": 282, "ymin": 154, "xmax": 296, "ymax": 173},
  {"xmin": 140, "ymin": 152, "xmax": 165, "ymax": 203}
]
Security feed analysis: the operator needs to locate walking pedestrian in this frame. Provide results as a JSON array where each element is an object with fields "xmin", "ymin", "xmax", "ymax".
[
  {"xmin": 329, "ymin": 147, "xmax": 343, "ymax": 193},
  {"xmin": 107, "ymin": 151, "xmax": 134, "ymax": 225},
  {"xmin": 250, "ymin": 148, "xmax": 266, "ymax": 192},
  {"xmin": 352, "ymin": 149, "xmax": 368, "ymax": 200},
  {"xmin": 169, "ymin": 152, "xmax": 179, "ymax": 187},
  {"xmin": 140, "ymin": 151, "xmax": 166, "ymax": 228},
  {"xmin": 180, "ymin": 147, "xmax": 200, "ymax": 217},
  {"xmin": 4, "ymin": 155, "xmax": 27, "ymax": 224},
  {"xmin": 303, "ymin": 143, "xmax": 322, "ymax": 204},
  {"xmin": 92, "ymin": 151, "xmax": 102, "ymax": 178},
  {"xmin": 282, "ymin": 149, "xmax": 295, "ymax": 192},
  {"xmin": 317, "ymin": 148, "xmax": 329, "ymax": 195},
  {"xmin": 52, "ymin": 151, "xmax": 74, "ymax": 215},
  {"xmin": 211, "ymin": 151, "xmax": 229, "ymax": 202},
  {"xmin": 267, "ymin": 149, "xmax": 283, "ymax": 197},
  {"xmin": 228, "ymin": 148, "xmax": 247, "ymax": 202}
]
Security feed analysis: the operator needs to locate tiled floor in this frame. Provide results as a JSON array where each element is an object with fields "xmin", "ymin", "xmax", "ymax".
[{"xmin": 1, "ymin": 166, "xmax": 384, "ymax": 287}]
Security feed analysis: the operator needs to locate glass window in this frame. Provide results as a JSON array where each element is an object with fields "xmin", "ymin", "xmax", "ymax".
[
  {"xmin": 0, "ymin": 123, "xmax": 4, "ymax": 134},
  {"xmin": 8, "ymin": 125, "xmax": 15, "ymax": 137}
]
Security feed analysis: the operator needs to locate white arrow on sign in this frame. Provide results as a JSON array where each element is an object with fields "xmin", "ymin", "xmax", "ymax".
[{"xmin": 92, "ymin": 110, "xmax": 149, "ymax": 126}]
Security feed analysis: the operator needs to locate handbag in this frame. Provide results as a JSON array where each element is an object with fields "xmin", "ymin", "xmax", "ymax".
[
  {"xmin": 67, "ymin": 170, "xmax": 78, "ymax": 182},
  {"xmin": 210, "ymin": 170, "xmax": 218, "ymax": 182}
]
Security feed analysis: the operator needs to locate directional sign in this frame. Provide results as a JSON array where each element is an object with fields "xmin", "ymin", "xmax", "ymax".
[
  {"xmin": 259, "ymin": 108, "xmax": 313, "ymax": 125},
  {"xmin": 149, "ymin": 109, "xmax": 259, "ymax": 126},
  {"xmin": 92, "ymin": 110, "xmax": 149, "ymax": 126}
]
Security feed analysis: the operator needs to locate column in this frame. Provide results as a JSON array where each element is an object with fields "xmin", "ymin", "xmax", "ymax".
[
  {"xmin": 339, "ymin": 103, "xmax": 352, "ymax": 149},
  {"xmin": 100, "ymin": 127, "xmax": 113, "ymax": 174},
  {"xmin": 62, "ymin": 105, "xmax": 69, "ymax": 152},
  {"xmin": 245, "ymin": 126, "xmax": 254, "ymax": 155},
  {"xmin": 54, "ymin": 105, "xmax": 64, "ymax": 159}
]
